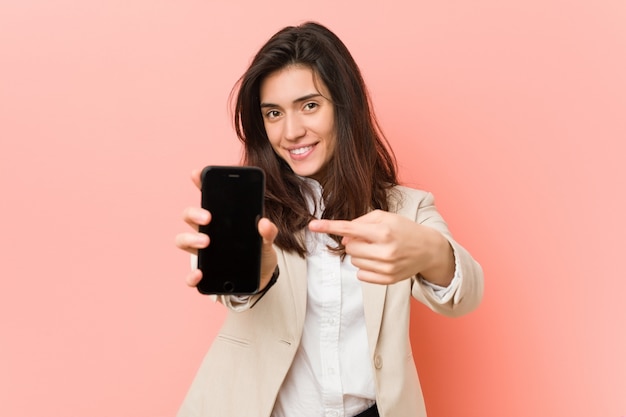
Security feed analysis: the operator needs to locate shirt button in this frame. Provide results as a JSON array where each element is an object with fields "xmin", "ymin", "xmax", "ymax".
[
  {"xmin": 374, "ymin": 354, "xmax": 383, "ymax": 369},
  {"xmin": 326, "ymin": 411, "xmax": 339, "ymax": 417}
]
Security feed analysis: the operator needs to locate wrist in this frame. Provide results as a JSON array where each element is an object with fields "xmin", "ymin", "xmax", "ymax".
[
  {"xmin": 250, "ymin": 265, "xmax": 279, "ymax": 308},
  {"xmin": 259, "ymin": 265, "xmax": 279, "ymax": 292},
  {"xmin": 420, "ymin": 232, "xmax": 455, "ymax": 287}
]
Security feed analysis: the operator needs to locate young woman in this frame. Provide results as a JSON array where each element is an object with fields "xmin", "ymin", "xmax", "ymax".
[{"xmin": 175, "ymin": 22, "xmax": 483, "ymax": 417}]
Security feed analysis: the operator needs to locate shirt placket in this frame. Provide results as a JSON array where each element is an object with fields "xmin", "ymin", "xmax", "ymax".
[{"xmin": 319, "ymin": 242, "xmax": 344, "ymax": 417}]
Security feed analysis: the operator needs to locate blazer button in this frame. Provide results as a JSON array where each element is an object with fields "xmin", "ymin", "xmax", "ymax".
[{"xmin": 374, "ymin": 355, "xmax": 383, "ymax": 369}]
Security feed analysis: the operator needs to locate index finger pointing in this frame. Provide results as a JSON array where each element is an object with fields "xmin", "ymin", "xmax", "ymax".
[{"xmin": 308, "ymin": 219, "xmax": 370, "ymax": 239}]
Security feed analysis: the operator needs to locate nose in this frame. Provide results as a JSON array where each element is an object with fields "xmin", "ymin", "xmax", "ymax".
[{"xmin": 283, "ymin": 113, "xmax": 306, "ymax": 141}]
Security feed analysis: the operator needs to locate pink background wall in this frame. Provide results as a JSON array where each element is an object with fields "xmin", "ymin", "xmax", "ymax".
[{"xmin": 1, "ymin": 1, "xmax": 624, "ymax": 416}]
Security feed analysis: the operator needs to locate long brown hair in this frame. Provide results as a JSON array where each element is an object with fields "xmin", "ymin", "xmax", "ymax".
[{"xmin": 232, "ymin": 22, "xmax": 398, "ymax": 257}]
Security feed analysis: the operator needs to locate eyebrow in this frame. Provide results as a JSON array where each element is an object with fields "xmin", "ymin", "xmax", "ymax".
[{"xmin": 260, "ymin": 93, "xmax": 324, "ymax": 109}]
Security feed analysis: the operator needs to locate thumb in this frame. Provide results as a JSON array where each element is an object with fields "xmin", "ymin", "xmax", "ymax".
[
  {"xmin": 351, "ymin": 209, "xmax": 385, "ymax": 224},
  {"xmin": 258, "ymin": 217, "xmax": 278, "ymax": 247},
  {"xmin": 258, "ymin": 217, "xmax": 278, "ymax": 283}
]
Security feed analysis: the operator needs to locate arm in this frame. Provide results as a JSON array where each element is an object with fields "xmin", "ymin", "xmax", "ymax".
[
  {"xmin": 307, "ymin": 190, "xmax": 484, "ymax": 317},
  {"xmin": 410, "ymin": 191, "xmax": 483, "ymax": 317}
]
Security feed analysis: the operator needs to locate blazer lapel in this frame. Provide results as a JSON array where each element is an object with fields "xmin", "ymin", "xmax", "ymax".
[
  {"xmin": 361, "ymin": 281, "xmax": 387, "ymax": 353},
  {"xmin": 279, "ymin": 247, "xmax": 308, "ymax": 337}
]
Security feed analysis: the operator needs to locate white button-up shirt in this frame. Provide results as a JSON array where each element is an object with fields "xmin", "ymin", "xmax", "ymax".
[{"xmin": 272, "ymin": 221, "xmax": 376, "ymax": 417}]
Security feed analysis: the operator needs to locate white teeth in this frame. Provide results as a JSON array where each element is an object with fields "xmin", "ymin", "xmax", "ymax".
[{"xmin": 290, "ymin": 146, "xmax": 312, "ymax": 155}]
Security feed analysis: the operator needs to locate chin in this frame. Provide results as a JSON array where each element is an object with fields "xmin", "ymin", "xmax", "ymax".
[{"xmin": 290, "ymin": 164, "xmax": 322, "ymax": 179}]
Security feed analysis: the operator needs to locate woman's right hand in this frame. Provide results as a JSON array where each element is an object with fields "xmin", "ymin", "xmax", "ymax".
[{"xmin": 174, "ymin": 168, "xmax": 279, "ymax": 290}]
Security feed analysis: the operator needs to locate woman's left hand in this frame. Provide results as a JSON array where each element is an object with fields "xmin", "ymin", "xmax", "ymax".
[{"xmin": 308, "ymin": 210, "xmax": 455, "ymax": 286}]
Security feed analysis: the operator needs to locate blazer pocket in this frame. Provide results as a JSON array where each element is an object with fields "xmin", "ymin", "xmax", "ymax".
[{"xmin": 216, "ymin": 333, "xmax": 252, "ymax": 348}]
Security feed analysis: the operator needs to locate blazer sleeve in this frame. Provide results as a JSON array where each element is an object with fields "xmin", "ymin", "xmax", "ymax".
[{"xmin": 397, "ymin": 188, "xmax": 484, "ymax": 317}]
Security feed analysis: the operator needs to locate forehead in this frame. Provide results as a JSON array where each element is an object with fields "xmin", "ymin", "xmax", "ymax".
[{"xmin": 259, "ymin": 65, "xmax": 330, "ymax": 102}]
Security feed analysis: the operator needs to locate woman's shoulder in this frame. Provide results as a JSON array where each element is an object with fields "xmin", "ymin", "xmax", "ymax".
[
  {"xmin": 392, "ymin": 184, "xmax": 430, "ymax": 198},
  {"xmin": 387, "ymin": 185, "xmax": 435, "ymax": 215},
  {"xmin": 389, "ymin": 184, "xmax": 433, "ymax": 203}
]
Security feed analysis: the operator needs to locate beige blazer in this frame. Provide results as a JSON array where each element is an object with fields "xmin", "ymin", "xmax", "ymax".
[{"xmin": 177, "ymin": 186, "xmax": 484, "ymax": 417}]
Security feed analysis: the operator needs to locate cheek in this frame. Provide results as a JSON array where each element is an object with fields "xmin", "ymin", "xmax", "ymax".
[
  {"xmin": 324, "ymin": 125, "xmax": 337, "ymax": 154},
  {"xmin": 263, "ymin": 123, "xmax": 279, "ymax": 146},
  {"xmin": 267, "ymin": 135, "xmax": 283, "ymax": 155},
  {"xmin": 326, "ymin": 136, "xmax": 337, "ymax": 158},
  {"xmin": 321, "ymin": 113, "xmax": 336, "ymax": 147}
]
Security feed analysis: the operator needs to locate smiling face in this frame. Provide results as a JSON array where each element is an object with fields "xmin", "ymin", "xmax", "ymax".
[{"xmin": 259, "ymin": 65, "xmax": 336, "ymax": 181}]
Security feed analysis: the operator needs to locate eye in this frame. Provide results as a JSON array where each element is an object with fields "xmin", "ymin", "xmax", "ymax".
[
  {"xmin": 303, "ymin": 102, "xmax": 318, "ymax": 111},
  {"xmin": 265, "ymin": 110, "xmax": 281, "ymax": 120}
]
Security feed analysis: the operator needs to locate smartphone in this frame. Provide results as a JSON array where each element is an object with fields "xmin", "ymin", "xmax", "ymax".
[{"xmin": 196, "ymin": 166, "xmax": 265, "ymax": 295}]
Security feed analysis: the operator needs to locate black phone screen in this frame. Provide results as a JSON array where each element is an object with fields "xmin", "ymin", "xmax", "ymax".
[{"xmin": 197, "ymin": 166, "xmax": 265, "ymax": 294}]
